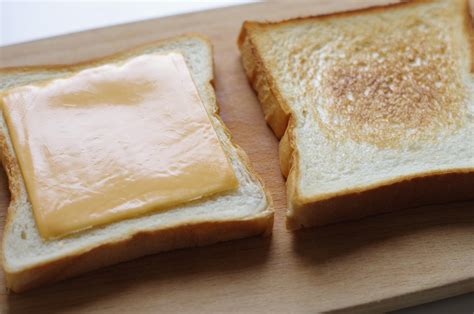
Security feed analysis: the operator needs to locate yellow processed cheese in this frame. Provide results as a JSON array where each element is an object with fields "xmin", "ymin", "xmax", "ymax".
[{"xmin": 1, "ymin": 53, "xmax": 239, "ymax": 239}]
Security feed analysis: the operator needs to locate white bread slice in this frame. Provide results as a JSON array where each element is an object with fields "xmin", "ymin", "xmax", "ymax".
[
  {"xmin": 0, "ymin": 34, "xmax": 273, "ymax": 292},
  {"xmin": 238, "ymin": 0, "xmax": 474, "ymax": 229}
]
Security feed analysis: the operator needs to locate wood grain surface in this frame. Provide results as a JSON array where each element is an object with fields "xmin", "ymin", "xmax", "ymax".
[{"xmin": 0, "ymin": 0, "xmax": 473, "ymax": 313}]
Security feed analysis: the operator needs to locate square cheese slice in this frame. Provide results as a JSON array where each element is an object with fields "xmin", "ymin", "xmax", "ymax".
[{"xmin": 1, "ymin": 53, "xmax": 238, "ymax": 239}]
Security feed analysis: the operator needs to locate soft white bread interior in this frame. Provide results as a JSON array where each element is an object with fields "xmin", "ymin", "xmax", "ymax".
[
  {"xmin": 0, "ymin": 35, "xmax": 273, "ymax": 292},
  {"xmin": 238, "ymin": 0, "xmax": 474, "ymax": 229}
]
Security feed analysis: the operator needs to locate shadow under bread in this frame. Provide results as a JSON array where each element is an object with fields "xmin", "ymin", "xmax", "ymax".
[{"xmin": 291, "ymin": 201, "xmax": 474, "ymax": 265}]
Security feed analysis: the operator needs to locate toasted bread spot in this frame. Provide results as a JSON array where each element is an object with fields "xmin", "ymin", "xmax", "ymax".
[{"xmin": 316, "ymin": 31, "xmax": 466, "ymax": 147}]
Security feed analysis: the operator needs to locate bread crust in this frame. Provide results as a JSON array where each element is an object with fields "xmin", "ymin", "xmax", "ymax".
[
  {"xmin": 0, "ymin": 34, "xmax": 273, "ymax": 292},
  {"xmin": 238, "ymin": 0, "xmax": 474, "ymax": 230}
]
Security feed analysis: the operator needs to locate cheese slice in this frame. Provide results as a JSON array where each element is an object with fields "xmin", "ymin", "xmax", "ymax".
[{"xmin": 1, "ymin": 53, "xmax": 239, "ymax": 239}]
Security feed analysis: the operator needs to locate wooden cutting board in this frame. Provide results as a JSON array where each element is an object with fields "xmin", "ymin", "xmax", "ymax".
[{"xmin": 0, "ymin": 0, "xmax": 473, "ymax": 312}]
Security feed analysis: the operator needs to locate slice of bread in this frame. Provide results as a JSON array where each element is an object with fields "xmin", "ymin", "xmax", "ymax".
[
  {"xmin": 0, "ymin": 34, "xmax": 273, "ymax": 292},
  {"xmin": 238, "ymin": 0, "xmax": 474, "ymax": 229}
]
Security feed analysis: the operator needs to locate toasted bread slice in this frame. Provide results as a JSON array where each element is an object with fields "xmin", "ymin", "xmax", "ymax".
[
  {"xmin": 0, "ymin": 34, "xmax": 273, "ymax": 292},
  {"xmin": 238, "ymin": 0, "xmax": 474, "ymax": 229}
]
